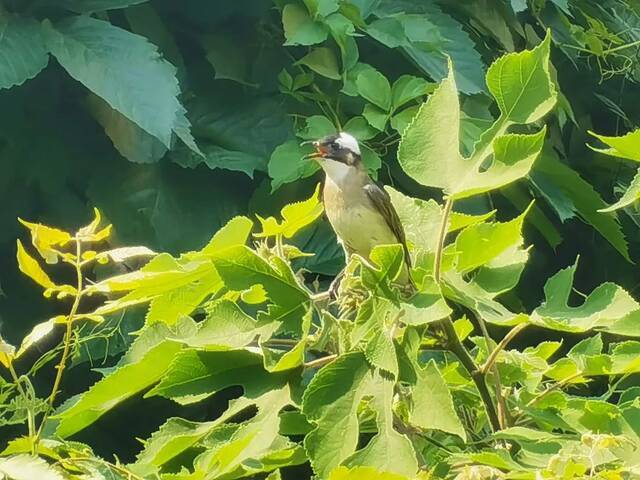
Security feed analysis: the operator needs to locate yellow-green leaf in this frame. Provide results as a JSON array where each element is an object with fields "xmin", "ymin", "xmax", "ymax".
[
  {"xmin": 16, "ymin": 240, "xmax": 56, "ymax": 290},
  {"xmin": 255, "ymin": 184, "xmax": 324, "ymax": 239},
  {"xmin": 18, "ymin": 219, "xmax": 71, "ymax": 264},
  {"xmin": 0, "ymin": 336, "xmax": 16, "ymax": 368},
  {"xmin": 588, "ymin": 128, "xmax": 640, "ymax": 162},
  {"xmin": 16, "ymin": 316, "xmax": 67, "ymax": 358}
]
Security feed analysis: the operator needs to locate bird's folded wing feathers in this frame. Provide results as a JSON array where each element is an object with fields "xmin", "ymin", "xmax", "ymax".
[{"xmin": 363, "ymin": 183, "xmax": 412, "ymax": 268}]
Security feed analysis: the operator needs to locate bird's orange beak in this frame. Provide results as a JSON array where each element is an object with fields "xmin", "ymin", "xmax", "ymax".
[{"xmin": 302, "ymin": 141, "xmax": 327, "ymax": 160}]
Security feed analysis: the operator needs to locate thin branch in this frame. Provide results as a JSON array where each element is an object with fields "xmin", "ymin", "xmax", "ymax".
[
  {"xmin": 431, "ymin": 197, "xmax": 501, "ymax": 432},
  {"xmin": 526, "ymin": 372, "xmax": 584, "ymax": 408},
  {"xmin": 480, "ymin": 323, "xmax": 529, "ymax": 375},
  {"xmin": 34, "ymin": 236, "xmax": 84, "ymax": 447},
  {"xmin": 439, "ymin": 318, "xmax": 501, "ymax": 432},
  {"xmin": 67, "ymin": 456, "xmax": 146, "ymax": 480},
  {"xmin": 8, "ymin": 363, "xmax": 35, "ymax": 453},
  {"xmin": 476, "ymin": 315, "xmax": 510, "ymax": 429},
  {"xmin": 304, "ymin": 354, "xmax": 337, "ymax": 369},
  {"xmin": 433, "ymin": 198, "xmax": 453, "ymax": 284}
]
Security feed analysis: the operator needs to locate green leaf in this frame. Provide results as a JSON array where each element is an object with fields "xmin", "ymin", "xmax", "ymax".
[
  {"xmin": 410, "ymin": 359, "xmax": 466, "ymax": 441},
  {"xmin": 148, "ymin": 349, "xmax": 288, "ymax": 404},
  {"xmin": 0, "ymin": 335, "xmax": 15, "ymax": 368},
  {"xmin": 145, "ymin": 269, "xmax": 221, "ymax": 326},
  {"xmin": 43, "ymin": 16, "xmax": 189, "ymax": 149},
  {"xmin": 269, "ymin": 140, "xmax": 320, "ymax": 190},
  {"xmin": 363, "ymin": 104, "xmax": 388, "ymax": 131},
  {"xmin": 358, "ymin": 244, "xmax": 405, "ymax": 299},
  {"xmin": 531, "ymin": 259, "xmax": 640, "ymax": 335},
  {"xmin": 486, "ymin": 31, "xmax": 556, "ymax": 124},
  {"xmin": 16, "ymin": 240, "xmax": 56, "ymax": 290},
  {"xmin": 184, "ymin": 299, "xmax": 266, "ymax": 349},
  {"xmin": 375, "ymin": 2, "xmax": 486, "ymax": 94},
  {"xmin": 390, "ymin": 106, "xmax": 418, "ymax": 134},
  {"xmin": 303, "ymin": 353, "xmax": 417, "ymax": 478},
  {"xmin": 385, "ymin": 187, "xmax": 442, "ymax": 253},
  {"xmin": 200, "ymin": 216, "xmax": 253, "ymax": 256},
  {"xmin": 588, "ymin": 129, "xmax": 640, "ymax": 212},
  {"xmin": 190, "ymin": 388, "xmax": 302, "ymax": 479},
  {"xmin": 55, "ymin": 322, "xmax": 186, "ymax": 437},
  {"xmin": 343, "ymin": 374, "xmax": 418, "ymax": 477},
  {"xmin": 599, "ymin": 168, "xmax": 640, "ymax": 212},
  {"xmin": 304, "ymin": 0, "xmax": 340, "ymax": 18},
  {"xmin": 365, "ymin": 17, "xmax": 407, "ymax": 48},
  {"xmin": 282, "ymin": 4, "xmax": 328, "ymax": 46},
  {"xmin": 532, "ymin": 150, "xmax": 630, "ymax": 262},
  {"xmin": 398, "ymin": 60, "xmax": 464, "ymax": 193},
  {"xmin": 589, "ymin": 129, "xmax": 640, "ymax": 162},
  {"xmin": 56, "ymin": 0, "xmax": 149, "ymax": 13},
  {"xmin": 391, "ymin": 75, "xmax": 432, "ymax": 110},
  {"xmin": 17, "ymin": 218, "xmax": 71, "ymax": 264},
  {"xmin": 0, "ymin": 455, "xmax": 65, "ymax": 480},
  {"xmin": 0, "ymin": 15, "xmax": 48, "ymax": 90},
  {"xmin": 297, "ymin": 115, "xmax": 336, "ymax": 140},
  {"xmin": 453, "ymin": 129, "xmax": 546, "ymax": 200},
  {"xmin": 351, "ymin": 297, "xmax": 400, "ymax": 376},
  {"xmin": 356, "ymin": 68, "xmax": 391, "ymax": 111},
  {"xmin": 444, "ymin": 272, "xmax": 527, "ymax": 326},
  {"xmin": 86, "ymin": 93, "xmax": 167, "ymax": 164},
  {"xmin": 454, "ymin": 208, "xmax": 528, "ymax": 273},
  {"xmin": 399, "ymin": 56, "xmax": 547, "ymax": 200},
  {"xmin": 329, "ymin": 467, "xmax": 411, "ymax": 480},
  {"xmin": 135, "ymin": 403, "xmax": 244, "ymax": 472},
  {"xmin": 212, "ymin": 245, "xmax": 309, "ymax": 310},
  {"xmin": 256, "ymin": 184, "xmax": 324, "ymax": 239},
  {"xmin": 298, "ymin": 47, "xmax": 341, "ymax": 80},
  {"xmin": 343, "ymin": 116, "xmax": 378, "ymax": 140}
]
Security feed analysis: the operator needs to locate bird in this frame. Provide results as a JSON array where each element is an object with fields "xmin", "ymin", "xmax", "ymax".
[{"xmin": 308, "ymin": 132, "xmax": 413, "ymax": 292}]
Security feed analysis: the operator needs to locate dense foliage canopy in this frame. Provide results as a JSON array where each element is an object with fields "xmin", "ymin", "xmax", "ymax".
[{"xmin": 1, "ymin": 0, "xmax": 640, "ymax": 479}]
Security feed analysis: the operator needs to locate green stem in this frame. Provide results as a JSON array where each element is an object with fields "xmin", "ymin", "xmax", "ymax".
[
  {"xmin": 603, "ymin": 39, "xmax": 640, "ymax": 55},
  {"xmin": 8, "ymin": 363, "xmax": 35, "ymax": 453},
  {"xmin": 433, "ymin": 198, "xmax": 452, "ymax": 284},
  {"xmin": 526, "ymin": 372, "xmax": 583, "ymax": 408},
  {"xmin": 34, "ymin": 236, "xmax": 84, "ymax": 448},
  {"xmin": 432, "ymin": 197, "xmax": 501, "ymax": 432},
  {"xmin": 440, "ymin": 319, "xmax": 501, "ymax": 432},
  {"xmin": 480, "ymin": 323, "xmax": 528, "ymax": 374},
  {"xmin": 64, "ymin": 457, "xmax": 146, "ymax": 480},
  {"xmin": 304, "ymin": 354, "xmax": 337, "ymax": 369}
]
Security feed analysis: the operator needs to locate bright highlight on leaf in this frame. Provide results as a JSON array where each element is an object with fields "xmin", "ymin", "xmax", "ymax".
[
  {"xmin": 256, "ymin": 184, "xmax": 324, "ymax": 239},
  {"xmin": 16, "ymin": 240, "xmax": 56, "ymax": 290},
  {"xmin": 588, "ymin": 129, "xmax": 640, "ymax": 212},
  {"xmin": 398, "ymin": 32, "xmax": 555, "ymax": 200}
]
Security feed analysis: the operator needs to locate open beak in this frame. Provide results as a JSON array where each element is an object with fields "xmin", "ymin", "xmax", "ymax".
[{"xmin": 301, "ymin": 140, "xmax": 326, "ymax": 160}]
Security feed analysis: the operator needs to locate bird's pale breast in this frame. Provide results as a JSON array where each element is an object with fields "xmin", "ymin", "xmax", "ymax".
[{"xmin": 323, "ymin": 180, "xmax": 397, "ymax": 259}]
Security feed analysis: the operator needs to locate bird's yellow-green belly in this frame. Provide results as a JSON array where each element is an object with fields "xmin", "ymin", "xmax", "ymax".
[{"xmin": 326, "ymin": 202, "xmax": 397, "ymax": 259}]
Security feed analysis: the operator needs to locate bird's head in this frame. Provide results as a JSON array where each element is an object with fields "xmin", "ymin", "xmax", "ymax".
[
  {"xmin": 310, "ymin": 132, "xmax": 361, "ymax": 165},
  {"xmin": 308, "ymin": 132, "xmax": 362, "ymax": 182}
]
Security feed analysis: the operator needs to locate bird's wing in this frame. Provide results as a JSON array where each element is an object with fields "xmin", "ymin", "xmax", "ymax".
[{"xmin": 364, "ymin": 182, "xmax": 412, "ymax": 268}]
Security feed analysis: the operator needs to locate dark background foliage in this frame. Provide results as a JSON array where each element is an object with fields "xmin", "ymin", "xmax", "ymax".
[{"xmin": 1, "ymin": 0, "xmax": 639, "ymax": 468}]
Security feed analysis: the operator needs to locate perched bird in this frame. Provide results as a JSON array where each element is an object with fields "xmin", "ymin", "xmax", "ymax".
[{"xmin": 309, "ymin": 132, "xmax": 412, "ymax": 289}]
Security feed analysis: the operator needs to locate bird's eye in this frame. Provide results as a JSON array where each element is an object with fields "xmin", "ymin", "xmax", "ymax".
[{"xmin": 330, "ymin": 141, "xmax": 339, "ymax": 150}]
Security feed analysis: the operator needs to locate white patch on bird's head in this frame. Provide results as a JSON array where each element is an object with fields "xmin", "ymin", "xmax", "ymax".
[
  {"xmin": 320, "ymin": 157, "xmax": 354, "ymax": 184},
  {"xmin": 336, "ymin": 132, "xmax": 360, "ymax": 155}
]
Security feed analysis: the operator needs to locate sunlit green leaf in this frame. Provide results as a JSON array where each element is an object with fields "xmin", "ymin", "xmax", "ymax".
[
  {"xmin": 410, "ymin": 359, "xmax": 466, "ymax": 441},
  {"xmin": 532, "ymin": 259, "xmax": 640, "ymax": 335}
]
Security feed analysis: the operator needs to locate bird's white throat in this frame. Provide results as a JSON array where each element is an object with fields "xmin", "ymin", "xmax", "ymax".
[{"xmin": 321, "ymin": 158, "xmax": 355, "ymax": 184}]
